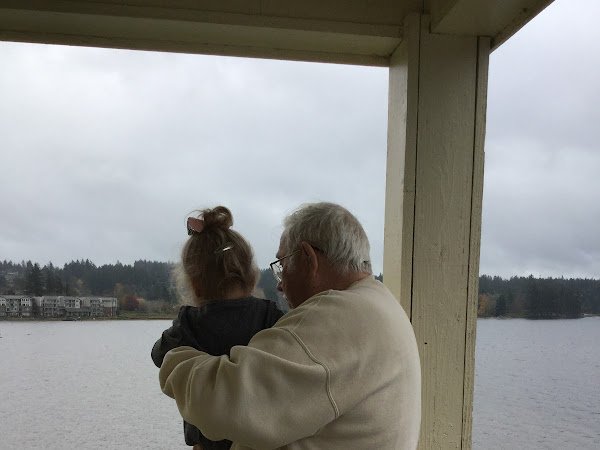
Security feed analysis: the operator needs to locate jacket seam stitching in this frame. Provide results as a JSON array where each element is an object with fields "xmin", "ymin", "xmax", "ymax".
[
  {"xmin": 286, "ymin": 328, "xmax": 340, "ymax": 419},
  {"xmin": 291, "ymin": 291, "xmax": 330, "ymax": 331}
]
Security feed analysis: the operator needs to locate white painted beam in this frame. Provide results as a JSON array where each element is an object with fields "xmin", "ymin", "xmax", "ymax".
[
  {"xmin": 429, "ymin": 0, "xmax": 554, "ymax": 50},
  {"xmin": 383, "ymin": 14, "xmax": 420, "ymax": 316},
  {"xmin": 384, "ymin": 13, "xmax": 489, "ymax": 449},
  {"xmin": 0, "ymin": 0, "xmax": 557, "ymax": 62},
  {"xmin": 0, "ymin": 1, "xmax": 402, "ymax": 66}
]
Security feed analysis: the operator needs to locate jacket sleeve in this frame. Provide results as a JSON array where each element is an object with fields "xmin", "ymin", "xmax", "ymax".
[
  {"xmin": 159, "ymin": 325, "xmax": 338, "ymax": 450},
  {"xmin": 151, "ymin": 306, "xmax": 200, "ymax": 367}
]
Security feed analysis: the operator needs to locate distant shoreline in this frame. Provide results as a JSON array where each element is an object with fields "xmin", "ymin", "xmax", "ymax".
[
  {"xmin": 0, "ymin": 313, "xmax": 177, "ymax": 322},
  {"xmin": 478, "ymin": 313, "xmax": 599, "ymax": 320},
  {"xmin": 3, "ymin": 313, "xmax": 599, "ymax": 322}
]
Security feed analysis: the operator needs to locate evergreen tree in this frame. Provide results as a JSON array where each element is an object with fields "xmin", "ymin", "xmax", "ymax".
[
  {"xmin": 31, "ymin": 298, "xmax": 40, "ymax": 317},
  {"xmin": 495, "ymin": 295, "xmax": 507, "ymax": 317},
  {"xmin": 43, "ymin": 266, "xmax": 56, "ymax": 294},
  {"xmin": 25, "ymin": 263, "xmax": 44, "ymax": 296},
  {"xmin": 257, "ymin": 269, "xmax": 278, "ymax": 302}
]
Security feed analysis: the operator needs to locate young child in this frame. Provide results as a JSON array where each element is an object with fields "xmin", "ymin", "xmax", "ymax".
[{"xmin": 151, "ymin": 206, "xmax": 284, "ymax": 450}]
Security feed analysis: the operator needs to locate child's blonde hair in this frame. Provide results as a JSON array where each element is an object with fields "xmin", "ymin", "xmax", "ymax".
[{"xmin": 177, "ymin": 206, "xmax": 259, "ymax": 306}]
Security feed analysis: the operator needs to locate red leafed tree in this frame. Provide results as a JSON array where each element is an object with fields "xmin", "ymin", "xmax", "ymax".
[{"xmin": 122, "ymin": 294, "xmax": 139, "ymax": 311}]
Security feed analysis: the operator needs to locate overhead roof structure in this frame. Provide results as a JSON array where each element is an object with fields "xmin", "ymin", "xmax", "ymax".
[
  {"xmin": 0, "ymin": 1, "xmax": 558, "ymax": 449},
  {"xmin": 0, "ymin": 0, "xmax": 554, "ymax": 66}
]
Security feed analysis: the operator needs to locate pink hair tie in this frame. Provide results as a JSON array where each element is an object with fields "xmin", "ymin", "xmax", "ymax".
[{"xmin": 187, "ymin": 217, "xmax": 205, "ymax": 235}]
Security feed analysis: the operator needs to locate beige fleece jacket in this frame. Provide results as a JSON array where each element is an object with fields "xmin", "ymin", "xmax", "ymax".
[{"xmin": 159, "ymin": 276, "xmax": 421, "ymax": 450}]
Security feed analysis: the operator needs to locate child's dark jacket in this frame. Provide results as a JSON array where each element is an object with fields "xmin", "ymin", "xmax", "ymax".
[{"xmin": 151, "ymin": 297, "xmax": 284, "ymax": 449}]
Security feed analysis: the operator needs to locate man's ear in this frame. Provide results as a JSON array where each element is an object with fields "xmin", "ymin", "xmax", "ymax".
[{"xmin": 300, "ymin": 241, "xmax": 319, "ymax": 277}]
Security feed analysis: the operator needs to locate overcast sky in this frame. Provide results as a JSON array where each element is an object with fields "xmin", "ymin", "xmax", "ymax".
[{"xmin": 0, "ymin": 0, "xmax": 598, "ymax": 279}]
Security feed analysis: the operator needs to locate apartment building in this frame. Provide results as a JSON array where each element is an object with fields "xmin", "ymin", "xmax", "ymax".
[
  {"xmin": 0, "ymin": 295, "xmax": 32, "ymax": 317},
  {"xmin": 102, "ymin": 298, "xmax": 118, "ymax": 316},
  {"xmin": 80, "ymin": 297, "xmax": 104, "ymax": 317},
  {"xmin": 37, "ymin": 296, "xmax": 61, "ymax": 317},
  {"xmin": 2, "ymin": 296, "xmax": 118, "ymax": 318}
]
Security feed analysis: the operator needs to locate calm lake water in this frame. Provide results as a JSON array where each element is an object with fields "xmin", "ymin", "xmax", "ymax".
[{"xmin": 0, "ymin": 318, "xmax": 598, "ymax": 449}]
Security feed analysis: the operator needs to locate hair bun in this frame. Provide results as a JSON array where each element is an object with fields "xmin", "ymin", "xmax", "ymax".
[{"xmin": 202, "ymin": 206, "xmax": 234, "ymax": 230}]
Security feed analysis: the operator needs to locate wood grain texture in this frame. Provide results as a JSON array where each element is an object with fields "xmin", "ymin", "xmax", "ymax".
[
  {"xmin": 460, "ymin": 36, "xmax": 489, "ymax": 450},
  {"xmin": 385, "ymin": 14, "xmax": 488, "ymax": 449},
  {"xmin": 413, "ymin": 22, "xmax": 477, "ymax": 447},
  {"xmin": 384, "ymin": 13, "xmax": 421, "ymax": 317}
]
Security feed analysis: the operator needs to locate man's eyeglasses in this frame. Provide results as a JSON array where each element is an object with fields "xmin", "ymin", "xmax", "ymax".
[
  {"xmin": 269, "ymin": 246, "xmax": 324, "ymax": 282},
  {"xmin": 270, "ymin": 249, "xmax": 300, "ymax": 282}
]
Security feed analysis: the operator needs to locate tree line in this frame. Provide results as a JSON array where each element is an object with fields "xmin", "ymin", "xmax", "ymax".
[
  {"xmin": 0, "ymin": 260, "xmax": 287, "ymax": 312},
  {"xmin": 1, "ymin": 260, "xmax": 597, "ymax": 318},
  {"xmin": 0, "ymin": 260, "xmax": 178, "ymax": 308},
  {"xmin": 478, "ymin": 274, "xmax": 599, "ymax": 319}
]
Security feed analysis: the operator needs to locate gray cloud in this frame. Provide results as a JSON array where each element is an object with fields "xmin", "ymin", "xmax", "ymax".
[
  {"xmin": 0, "ymin": 44, "xmax": 388, "ymax": 272},
  {"xmin": 1, "ymin": 0, "xmax": 598, "ymax": 280},
  {"xmin": 481, "ymin": 0, "xmax": 600, "ymax": 278}
]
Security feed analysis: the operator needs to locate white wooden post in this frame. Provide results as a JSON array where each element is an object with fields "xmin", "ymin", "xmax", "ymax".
[{"xmin": 384, "ymin": 14, "xmax": 489, "ymax": 449}]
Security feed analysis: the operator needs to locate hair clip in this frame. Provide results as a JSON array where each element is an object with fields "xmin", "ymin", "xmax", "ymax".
[
  {"xmin": 214, "ymin": 242, "xmax": 235, "ymax": 254},
  {"xmin": 187, "ymin": 217, "xmax": 205, "ymax": 235}
]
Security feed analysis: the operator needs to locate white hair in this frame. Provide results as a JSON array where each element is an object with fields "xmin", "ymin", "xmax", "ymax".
[{"xmin": 282, "ymin": 202, "xmax": 372, "ymax": 275}]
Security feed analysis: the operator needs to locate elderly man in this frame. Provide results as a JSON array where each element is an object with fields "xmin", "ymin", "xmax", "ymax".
[{"xmin": 159, "ymin": 202, "xmax": 421, "ymax": 449}]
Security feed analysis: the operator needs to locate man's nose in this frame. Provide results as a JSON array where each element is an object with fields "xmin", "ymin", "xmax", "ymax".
[{"xmin": 276, "ymin": 281, "xmax": 283, "ymax": 292}]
